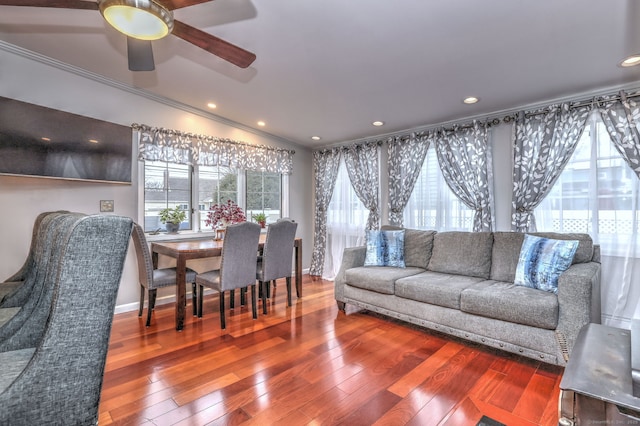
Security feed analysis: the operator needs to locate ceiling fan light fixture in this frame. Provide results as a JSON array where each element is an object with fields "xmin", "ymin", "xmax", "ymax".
[{"xmin": 100, "ymin": 0, "xmax": 173, "ymax": 41}]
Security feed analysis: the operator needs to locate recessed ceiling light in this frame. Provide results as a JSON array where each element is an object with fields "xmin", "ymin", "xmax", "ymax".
[
  {"xmin": 257, "ymin": 121, "xmax": 266, "ymax": 127},
  {"xmin": 89, "ymin": 139, "xmax": 99, "ymax": 144},
  {"xmin": 207, "ymin": 102, "xmax": 217, "ymax": 109},
  {"xmin": 620, "ymin": 55, "xmax": 640, "ymax": 67},
  {"xmin": 311, "ymin": 136, "xmax": 321, "ymax": 141},
  {"xmin": 372, "ymin": 121, "xmax": 384, "ymax": 126},
  {"xmin": 463, "ymin": 97, "xmax": 479, "ymax": 104},
  {"xmin": 41, "ymin": 137, "xmax": 51, "ymax": 142}
]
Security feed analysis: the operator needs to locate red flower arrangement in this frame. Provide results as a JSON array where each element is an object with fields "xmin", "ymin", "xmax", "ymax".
[{"xmin": 205, "ymin": 199, "xmax": 246, "ymax": 229}]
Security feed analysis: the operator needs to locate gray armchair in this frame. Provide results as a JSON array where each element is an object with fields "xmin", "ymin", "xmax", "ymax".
[
  {"xmin": 0, "ymin": 213, "xmax": 86, "ymax": 344},
  {"xmin": 0, "ymin": 210, "xmax": 68, "ymax": 306},
  {"xmin": 257, "ymin": 219, "xmax": 298, "ymax": 314},
  {"xmin": 196, "ymin": 221, "xmax": 261, "ymax": 329},
  {"xmin": 0, "ymin": 214, "xmax": 133, "ymax": 425},
  {"xmin": 131, "ymin": 223, "xmax": 197, "ymax": 327}
]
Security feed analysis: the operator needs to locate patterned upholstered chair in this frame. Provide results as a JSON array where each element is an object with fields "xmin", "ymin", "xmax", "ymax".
[
  {"xmin": 0, "ymin": 214, "xmax": 133, "ymax": 425},
  {"xmin": 0, "ymin": 211, "xmax": 68, "ymax": 306},
  {"xmin": 257, "ymin": 219, "xmax": 298, "ymax": 314},
  {"xmin": 196, "ymin": 221, "xmax": 261, "ymax": 329},
  {"xmin": 0, "ymin": 213, "xmax": 85, "ymax": 341},
  {"xmin": 131, "ymin": 223, "xmax": 198, "ymax": 327}
]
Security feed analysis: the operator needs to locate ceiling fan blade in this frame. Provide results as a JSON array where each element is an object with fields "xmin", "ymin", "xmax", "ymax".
[
  {"xmin": 157, "ymin": 0, "xmax": 214, "ymax": 11},
  {"xmin": 171, "ymin": 20, "xmax": 255, "ymax": 68},
  {"xmin": 0, "ymin": 0, "xmax": 98, "ymax": 9},
  {"xmin": 127, "ymin": 37, "xmax": 155, "ymax": 72}
]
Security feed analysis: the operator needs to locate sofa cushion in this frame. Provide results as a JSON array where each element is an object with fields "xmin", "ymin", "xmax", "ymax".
[
  {"xmin": 428, "ymin": 232, "xmax": 494, "ymax": 279},
  {"xmin": 345, "ymin": 266, "xmax": 424, "ymax": 294},
  {"xmin": 404, "ymin": 229, "xmax": 436, "ymax": 269},
  {"xmin": 532, "ymin": 232, "xmax": 593, "ymax": 264},
  {"xmin": 490, "ymin": 232, "xmax": 592, "ymax": 283},
  {"xmin": 395, "ymin": 271, "xmax": 485, "ymax": 309},
  {"xmin": 460, "ymin": 280, "xmax": 559, "ymax": 329},
  {"xmin": 514, "ymin": 234, "xmax": 578, "ymax": 294}
]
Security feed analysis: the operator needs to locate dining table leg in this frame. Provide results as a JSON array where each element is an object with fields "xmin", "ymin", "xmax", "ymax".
[
  {"xmin": 175, "ymin": 255, "xmax": 187, "ymax": 331},
  {"xmin": 295, "ymin": 242, "xmax": 302, "ymax": 298}
]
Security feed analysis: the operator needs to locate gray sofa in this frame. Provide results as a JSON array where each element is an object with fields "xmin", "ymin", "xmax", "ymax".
[{"xmin": 334, "ymin": 230, "xmax": 601, "ymax": 366}]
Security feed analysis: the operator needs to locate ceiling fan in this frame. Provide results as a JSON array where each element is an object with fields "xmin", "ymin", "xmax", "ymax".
[{"xmin": 0, "ymin": 0, "xmax": 256, "ymax": 71}]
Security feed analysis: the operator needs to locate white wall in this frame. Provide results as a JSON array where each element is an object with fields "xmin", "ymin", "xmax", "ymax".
[{"xmin": 0, "ymin": 47, "xmax": 313, "ymax": 310}]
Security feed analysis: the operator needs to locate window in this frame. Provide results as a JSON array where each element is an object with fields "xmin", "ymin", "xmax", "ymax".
[
  {"xmin": 143, "ymin": 162, "xmax": 285, "ymax": 233},
  {"xmin": 197, "ymin": 165, "xmax": 239, "ymax": 230},
  {"xmin": 143, "ymin": 161, "xmax": 191, "ymax": 232},
  {"xmin": 403, "ymin": 146, "xmax": 474, "ymax": 231},
  {"xmin": 246, "ymin": 171, "xmax": 282, "ymax": 225},
  {"xmin": 535, "ymin": 112, "xmax": 640, "ymax": 256}
]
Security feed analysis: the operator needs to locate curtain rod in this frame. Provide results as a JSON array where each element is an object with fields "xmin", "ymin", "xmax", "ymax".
[{"xmin": 131, "ymin": 123, "xmax": 296, "ymax": 155}]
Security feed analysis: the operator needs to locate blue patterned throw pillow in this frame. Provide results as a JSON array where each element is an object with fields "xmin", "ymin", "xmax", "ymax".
[
  {"xmin": 364, "ymin": 230, "xmax": 385, "ymax": 266},
  {"xmin": 364, "ymin": 229, "xmax": 405, "ymax": 267},
  {"xmin": 514, "ymin": 234, "xmax": 579, "ymax": 294}
]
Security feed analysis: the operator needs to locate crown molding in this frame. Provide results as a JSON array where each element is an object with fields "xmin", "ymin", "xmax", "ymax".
[{"xmin": 0, "ymin": 40, "xmax": 306, "ymax": 150}]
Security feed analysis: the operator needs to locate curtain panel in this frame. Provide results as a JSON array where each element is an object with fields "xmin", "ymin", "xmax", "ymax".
[
  {"xmin": 134, "ymin": 124, "xmax": 295, "ymax": 175},
  {"xmin": 387, "ymin": 133, "xmax": 432, "ymax": 227},
  {"xmin": 599, "ymin": 91, "xmax": 640, "ymax": 180},
  {"xmin": 343, "ymin": 141, "xmax": 381, "ymax": 231},
  {"xmin": 511, "ymin": 103, "xmax": 592, "ymax": 232},
  {"xmin": 436, "ymin": 121, "xmax": 494, "ymax": 232},
  {"xmin": 309, "ymin": 148, "xmax": 342, "ymax": 276}
]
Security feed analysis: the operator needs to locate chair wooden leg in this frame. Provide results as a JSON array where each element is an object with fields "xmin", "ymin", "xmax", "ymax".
[
  {"xmin": 138, "ymin": 285, "xmax": 145, "ymax": 317},
  {"xmin": 266, "ymin": 281, "xmax": 271, "ymax": 299},
  {"xmin": 240, "ymin": 287, "xmax": 246, "ymax": 306},
  {"xmin": 286, "ymin": 276, "xmax": 292, "ymax": 306},
  {"xmin": 198, "ymin": 284, "xmax": 204, "ymax": 318},
  {"xmin": 192, "ymin": 282, "xmax": 197, "ymax": 316},
  {"xmin": 251, "ymin": 284, "xmax": 257, "ymax": 320},
  {"xmin": 146, "ymin": 289, "xmax": 157, "ymax": 327},
  {"xmin": 219, "ymin": 291, "xmax": 226, "ymax": 329},
  {"xmin": 261, "ymin": 281, "xmax": 268, "ymax": 314},
  {"xmin": 230, "ymin": 289, "xmax": 235, "ymax": 309}
]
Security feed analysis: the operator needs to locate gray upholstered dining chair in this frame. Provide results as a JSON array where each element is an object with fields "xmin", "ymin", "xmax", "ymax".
[
  {"xmin": 0, "ymin": 214, "xmax": 133, "ymax": 425},
  {"xmin": 131, "ymin": 223, "xmax": 198, "ymax": 327},
  {"xmin": 196, "ymin": 221, "xmax": 261, "ymax": 329},
  {"xmin": 257, "ymin": 219, "xmax": 298, "ymax": 314},
  {"xmin": 0, "ymin": 210, "xmax": 68, "ymax": 306}
]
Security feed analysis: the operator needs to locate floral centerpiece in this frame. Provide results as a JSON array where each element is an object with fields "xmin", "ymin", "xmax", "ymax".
[{"xmin": 205, "ymin": 199, "xmax": 246, "ymax": 230}]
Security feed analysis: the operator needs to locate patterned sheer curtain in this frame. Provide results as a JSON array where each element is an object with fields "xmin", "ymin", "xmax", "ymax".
[
  {"xmin": 343, "ymin": 142, "xmax": 381, "ymax": 230},
  {"xmin": 322, "ymin": 159, "xmax": 368, "ymax": 280},
  {"xmin": 388, "ymin": 133, "xmax": 431, "ymax": 226},
  {"xmin": 598, "ymin": 91, "xmax": 640, "ymax": 325},
  {"xmin": 511, "ymin": 103, "xmax": 592, "ymax": 232},
  {"xmin": 134, "ymin": 124, "xmax": 295, "ymax": 174},
  {"xmin": 435, "ymin": 121, "xmax": 494, "ymax": 232},
  {"xmin": 535, "ymin": 110, "xmax": 640, "ymax": 327},
  {"xmin": 309, "ymin": 148, "xmax": 342, "ymax": 276}
]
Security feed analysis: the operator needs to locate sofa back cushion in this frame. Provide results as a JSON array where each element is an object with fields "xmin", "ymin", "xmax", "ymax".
[
  {"xmin": 490, "ymin": 232, "xmax": 594, "ymax": 282},
  {"xmin": 427, "ymin": 232, "xmax": 494, "ymax": 279},
  {"xmin": 381, "ymin": 226, "xmax": 436, "ymax": 269}
]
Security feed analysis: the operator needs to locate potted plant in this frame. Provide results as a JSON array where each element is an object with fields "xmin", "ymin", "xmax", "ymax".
[
  {"xmin": 205, "ymin": 200, "xmax": 246, "ymax": 232},
  {"xmin": 159, "ymin": 206, "xmax": 187, "ymax": 234},
  {"xmin": 252, "ymin": 212, "xmax": 267, "ymax": 228}
]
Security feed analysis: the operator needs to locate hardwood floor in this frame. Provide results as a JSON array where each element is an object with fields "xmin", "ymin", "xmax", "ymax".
[{"xmin": 99, "ymin": 276, "xmax": 563, "ymax": 425}]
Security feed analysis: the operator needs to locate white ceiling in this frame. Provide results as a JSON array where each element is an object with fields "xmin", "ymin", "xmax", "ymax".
[{"xmin": 2, "ymin": 0, "xmax": 640, "ymax": 148}]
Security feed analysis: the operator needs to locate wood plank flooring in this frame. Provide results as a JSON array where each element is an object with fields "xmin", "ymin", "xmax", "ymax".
[{"xmin": 98, "ymin": 276, "xmax": 563, "ymax": 425}]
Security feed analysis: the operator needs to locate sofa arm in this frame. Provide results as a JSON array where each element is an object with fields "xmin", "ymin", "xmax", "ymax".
[
  {"xmin": 557, "ymin": 261, "xmax": 601, "ymax": 356},
  {"xmin": 334, "ymin": 246, "xmax": 366, "ymax": 303}
]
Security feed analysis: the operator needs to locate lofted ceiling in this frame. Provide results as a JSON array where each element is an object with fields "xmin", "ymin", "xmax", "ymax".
[{"xmin": 1, "ymin": 0, "xmax": 640, "ymax": 148}]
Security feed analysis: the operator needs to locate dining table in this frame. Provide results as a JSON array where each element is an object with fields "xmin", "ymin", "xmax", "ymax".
[{"xmin": 151, "ymin": 235, "xmax": 302, "ymax": 330}]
